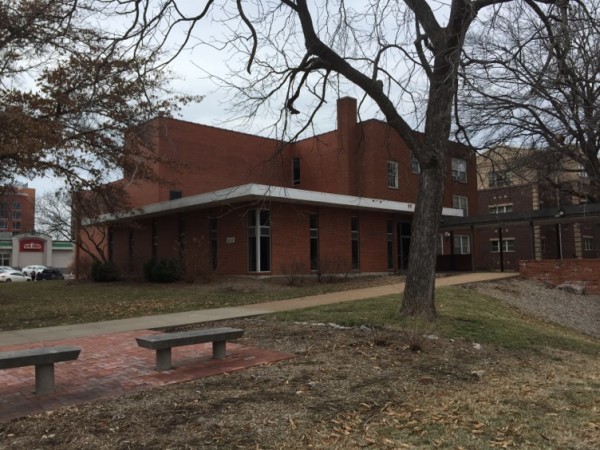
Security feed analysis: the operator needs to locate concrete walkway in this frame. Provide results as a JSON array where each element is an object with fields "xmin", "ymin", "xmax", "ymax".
[{"xmin": 0, "ymin": 272, "xmax": 517, "ymax": 346}]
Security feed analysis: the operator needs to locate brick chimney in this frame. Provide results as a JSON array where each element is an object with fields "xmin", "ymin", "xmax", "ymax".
[{"xmin": 336, "ymin": 97, "xmax": 360, "ymax": 195}]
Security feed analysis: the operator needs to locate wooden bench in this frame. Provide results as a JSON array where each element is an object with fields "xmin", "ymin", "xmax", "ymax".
[
  {"xmin": 0, "ymin": 346, "xmax": 81, "ymax": 394},
  {"xmin": 136, "ymin": 327, "xmax": 244, "ymax": 371}
]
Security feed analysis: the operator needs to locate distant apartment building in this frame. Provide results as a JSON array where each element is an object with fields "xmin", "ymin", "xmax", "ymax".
[
  {"xmin": 472, "ymin": 148, "xmax": 599, "ymax": 271},
  {"xmin": 0, "ymin": 184, "xmax": 35, "ymax": 235}
]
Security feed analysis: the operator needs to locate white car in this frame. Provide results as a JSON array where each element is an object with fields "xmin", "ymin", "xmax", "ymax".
[
  {"xmin": 0, "ymin": 266, "xmax": 15, "ymax": 273},
  {"xmin": 21, "ymin": 265, "xmax": 48, "ymax": 278},
  {"xmin": 0, "ymin": 271, "xmax": 32, "ymax": 283}
]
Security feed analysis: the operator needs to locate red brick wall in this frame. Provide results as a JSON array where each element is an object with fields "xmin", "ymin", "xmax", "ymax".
[{"xmin": 519, "ymin": 259, "xmax": 600, "ymax": 295}]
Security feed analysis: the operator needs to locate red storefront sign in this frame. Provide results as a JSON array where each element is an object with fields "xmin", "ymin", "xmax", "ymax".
[{"xmin": 19, "ymin": 238, "xmax": 45, "ymax": 252}]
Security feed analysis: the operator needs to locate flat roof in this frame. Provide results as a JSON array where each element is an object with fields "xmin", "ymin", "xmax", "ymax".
[{"xmin": 89, "ymin": 183, "xmax": 464, "ymax": 225}]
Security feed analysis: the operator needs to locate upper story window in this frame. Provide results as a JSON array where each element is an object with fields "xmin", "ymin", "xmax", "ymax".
[
  {"xmin": 488, "ymin": 171, "xmax": 512, "ymax": 188},
  {"xmin": 411, "ymin": 154, "xmax": 421, "ymax": 174},
  {"xmin": 169, "ymin": 190, "xmax": 182, "ymax": 200},
  {"xmin": 451, "ymin": 158, "xmax": 467, "ymax": 183},
  {"xmin": 583, "ymin": 236, "xmax": 594, "ymax": 251},
  {"xmin": 292, "ymin": 158, "xmax": 301, "ymax": 185},
  {"xmin": 387, "ymin": 161, "xmax": 399, "ymax": 189},
  {"xmin": 0, "ymin": 219, "xmax": 7, "ymax": 230},
  {"xmin": 0, "ymin": 203, "xmax": 7, "ymax": 218},
  {"xmin": 452, "ymin": 195, "xmax": 468, "ymax": 216},
  {"xmin": 13, "ymin": 202, "xmax": 21, "ymax": 210},
  {"xmin": 489, "ymin": 204, "xmax": 513, "ymax": 214}
]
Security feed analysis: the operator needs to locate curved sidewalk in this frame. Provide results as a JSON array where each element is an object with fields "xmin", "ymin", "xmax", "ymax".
[{"xmin": 0, "ymin": 272, "xmax": 517, "ymax": 346}]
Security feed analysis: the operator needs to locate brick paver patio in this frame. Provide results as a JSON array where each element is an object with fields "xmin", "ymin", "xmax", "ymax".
[{"xmin": 0, "ymin": 331, "xmax": 294, "ymax": 422}]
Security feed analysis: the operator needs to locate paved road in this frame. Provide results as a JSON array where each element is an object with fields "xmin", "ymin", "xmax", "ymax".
[{"xmin": 0, "ymin": 272, "xmax": 518, "ymax": 346}]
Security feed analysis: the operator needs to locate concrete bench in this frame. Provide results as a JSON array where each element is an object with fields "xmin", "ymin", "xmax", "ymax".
[
  {"xmin": 136, "ymin": 327, "xmax": 244, "ymax": 371},
  {"xmin": 0, "ymin": 346, "xmax": 81, "ymax": 394}
]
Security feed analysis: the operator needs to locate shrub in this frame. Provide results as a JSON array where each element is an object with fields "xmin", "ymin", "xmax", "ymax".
[
  {"xmin": 280, "ymin": 259, "xmax": 309, "ymax": 285},
  {"xmin": 91, "ymin": 260, "xmax": 121, "ymax": 282},
  {"xmin": 143, "ymin": 257, "xmax": 183, "ymax": 283}
]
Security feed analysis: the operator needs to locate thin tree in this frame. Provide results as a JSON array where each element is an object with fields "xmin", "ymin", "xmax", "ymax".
[{"xmin": 101, "ymin": 0, "xmax": 571, "ymax": 319}]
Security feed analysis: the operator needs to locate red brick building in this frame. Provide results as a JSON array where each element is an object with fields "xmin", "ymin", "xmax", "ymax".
[
  {"xmin": 441, "ymin": 148, "xmax": 600, "ymax": 272},
  {"xmin": 86, "ymin": 97, "xmax": 476, "ymax": 278},
  {"xmin": 0, "ymin": 185, "xmax": 35, "ymax": 235}
]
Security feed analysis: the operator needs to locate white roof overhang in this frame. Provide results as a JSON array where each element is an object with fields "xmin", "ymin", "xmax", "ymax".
[{"xmin": 86, "ymin": 183, "xmax": 464, "ymax": 225}]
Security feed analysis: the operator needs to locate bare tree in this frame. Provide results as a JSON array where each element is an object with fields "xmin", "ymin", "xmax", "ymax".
[
  {"xmin": 35, "ymin": 189, "xmax": 73, "ymax": 240},
  {"xmin": 459, "ymin": 0, "xmax": 600, "ymax": 202},
  {"xmin": 99, "ymin": 0, "xmax": 573, "ymax": 320}
]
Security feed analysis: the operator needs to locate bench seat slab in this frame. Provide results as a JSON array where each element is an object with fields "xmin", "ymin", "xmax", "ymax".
[
  {"xmin": 0, "ymin": 346, "xmax": 81, "ymax": 395},
  {"xmin": 135, "ymin": 328, "xmax": 244, "ymax": 371}
]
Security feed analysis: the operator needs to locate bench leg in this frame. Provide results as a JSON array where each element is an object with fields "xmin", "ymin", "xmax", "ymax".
[
  {"xmin": 155, "ymin": 348, "xmax": 172, "ymax": 371},
  {"xmin": 35, "ymin": 363, "xmax": 55, "ymax": 395},
  {"xmin": 213, "ymin": 340, "xmax": 226, "ymax": 359}
]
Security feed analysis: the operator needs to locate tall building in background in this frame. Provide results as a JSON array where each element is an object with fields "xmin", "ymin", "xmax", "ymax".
[{"xmin": 0, "ymin": 183, "xmax": 36, "ymax": 235}]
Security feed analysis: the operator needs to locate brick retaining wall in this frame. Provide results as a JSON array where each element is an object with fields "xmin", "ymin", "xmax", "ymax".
[{"xmin": 519, "ymin": 259, "xmax": 600, "ymax": 295}]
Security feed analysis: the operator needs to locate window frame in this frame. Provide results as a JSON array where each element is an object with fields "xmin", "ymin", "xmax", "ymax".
[
  {"xmin": 491, "ymin": 238, "xmax": 515, "ymax": 253},
  {"xmin": 452, "ymin": 195, "xmax": 469, "ymax": 216},
  {"xmin": 453, "ymin": 235, "xmax": 470, "ymax": 255},
  {"xmin": 387, "ymin": 160, "xmax": 399, "ymax": 189},
  {"xmin": 488, "ymin": 204, "xmax": 513, "ymax": 214},
  {"xmin": 451, "ymin": 158, "xmax": 467, "ymax": 183},
  {"xmin": 292, "ymin": 157, "xmax": 301, "ymax": 186}
]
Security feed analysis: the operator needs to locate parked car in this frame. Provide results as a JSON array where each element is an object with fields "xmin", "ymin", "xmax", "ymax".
[
  {"xmin": 35, "ymin": 268, "xmax": 65, "ymax": 281},
  {"xmin": 21, "ymin": 265, "xmax": 48, "ymax": 278},
  {"xmin": 0, "ymin": 271, "xmax": 32, "ymax": 283}
]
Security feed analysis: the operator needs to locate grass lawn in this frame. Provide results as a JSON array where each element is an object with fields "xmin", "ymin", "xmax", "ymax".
[
  {"xmin": 0, "ymin": 276, "xmax": 399, "ymax": 331},
  {"xmin": 275, "ymin": 285, "xmax": 600, "ymax": 355}
]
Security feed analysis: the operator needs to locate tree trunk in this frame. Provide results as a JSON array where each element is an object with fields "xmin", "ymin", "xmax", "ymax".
[
  {"xmin": 400, "ymin": 161, "xmax": 446, "ymax": 320},
  {"xmin": 400, "ymin": 42, "xmax": 460, "ymax": 320}
]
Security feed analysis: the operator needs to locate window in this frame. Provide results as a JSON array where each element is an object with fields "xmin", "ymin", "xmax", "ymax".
[
  {"xmin": 583, "ymin": 236, "xmax": 594, "ymax": 251},
  {"xmin": 386, "ymin": 220, "xmax": 394, "ymax": 270},
  {"xmin": 451, "ymin": 158, "xmax": 467, "ymax": 183},
  {"xmin": 452, "ymin": 195, "xmax": 468, "ymax": 216},
  {"xmin": 411, "ymin": 154, "xmax": 421, "ymax": 174},
  {"xmin": 488, "ymin": 171, "xmax": 512, "ymax": 188},
  {"xmin": 178, "ymin": 217, "xmax": 185, "ymax": 255},
  {"xmin": 108, "ymin": 228, "xmax": 114, "ymax": 262},
  {"xmin": 491, "ymin": 239, "xmax": 515, "ymax": 253},
  {"xmin": 128, "ymin": 229, "xmax": 135, "ymax": 262},
  {"xmin": 579, "ymin": 164, "xmax": 588, "ymax": 178},
  {"xmin": 0, "ymin": 219, "xmax": 6, "ymax": 230},
  {"xmin": 453, "ymin": 235, "xmax": 470, "ymax": 255},
  {"xmin": 12, "ymin": 210, "xmax": 21, "ymax": 221},
  {"xmin": 489, "ymin": 204, "xmax": 513, "ymax": 214},
  {"xmin": 309, "ymin": 213, "xmax": 319, "ymax": 270},
  {"xmin": 387, "ymin": 161, "xmax": 399, "ymax": 189},
  {"xmin": 0, "ymin": 252, "xmax": 10, "ymax": 266},
  {"xmin": 292, "ymin": 158, "xmax": 301, "ymax": 185},
  {"xmin": 169, "ymin": 190, "xmax": 182, "ymax": 200},
  {"xmin": 0, "ymin": 203, "xmax": 7, "ymax": 218},
  {"xmin": 151, "ymin": 221, "xmax": 158, "ymax": 258},
  {"xmin": 351, "ymin": 217, "xmax": 360, "ymax": 270},
  {"xmin": 210, "ymin": 217, "xmax": 218, "ymax": 271},
  {"xmin": 13, "ymin": 202, "xmax": 21, "ymax": 211},
  {"xmin": 12, "ymin": 221, "xmax": 20, "ymax": 231},
  {"xmin": 248, "ymin": 209, "xmax": 271, "ymax": 272}
]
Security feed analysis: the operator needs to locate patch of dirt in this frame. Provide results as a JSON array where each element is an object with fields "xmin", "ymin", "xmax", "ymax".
[{"xmin": 1, "ymin": 278, "xmax": 599, "ymax": 449}]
